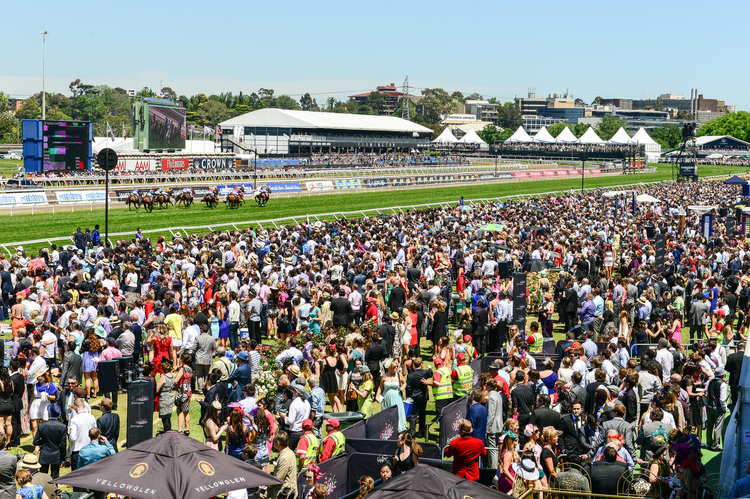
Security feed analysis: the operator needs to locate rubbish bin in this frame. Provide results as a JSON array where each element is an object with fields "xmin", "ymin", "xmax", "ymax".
[{"xmin": 322, "ymin": 411, "xmax": 364, "ymax": 429}]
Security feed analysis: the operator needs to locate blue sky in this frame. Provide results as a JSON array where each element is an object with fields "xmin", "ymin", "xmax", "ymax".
[{"xmin": 2, "ymin": 0, "xmax": 748, "ymax": 109}]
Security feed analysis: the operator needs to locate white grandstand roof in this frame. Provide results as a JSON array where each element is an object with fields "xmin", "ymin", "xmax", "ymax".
[
  {"xmin": 694, "ymin": 135, "xmax": 750, "ymax": 146},
  {"xmin": 219, "ymin": 108, "xmax": 432, "ymax": 134}
]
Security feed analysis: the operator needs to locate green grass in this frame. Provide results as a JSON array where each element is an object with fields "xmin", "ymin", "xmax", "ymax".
[
  {"xmin": 0, "ymin": 159, "xmax": 21, "ymax": 178},
  {"xmin": 1, "ymin": 164, "xmax": 745, "ymax": 251}
]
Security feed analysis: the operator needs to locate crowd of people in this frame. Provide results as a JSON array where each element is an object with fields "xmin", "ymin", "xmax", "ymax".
[
  {"xmin": 494, "ymin": 142, "xmax": 640, "ymax": 155},
  {"xmin": 0, "ymin": 175, "xmax": 746, "ymax": 497}
]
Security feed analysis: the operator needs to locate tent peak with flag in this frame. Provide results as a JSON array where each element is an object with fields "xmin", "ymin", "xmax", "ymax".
[{"xmin": 56, "ymin": 431, "xmax": 282, "ymax": 499}]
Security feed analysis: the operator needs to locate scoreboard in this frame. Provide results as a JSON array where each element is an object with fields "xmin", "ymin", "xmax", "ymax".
[
  {"xmin": 42, "ymin": 121, "xmax": 90, "ymax": 171},
  {"xmin": 22, "ymin": 119, "xmax": 92, "ymax": 173}
]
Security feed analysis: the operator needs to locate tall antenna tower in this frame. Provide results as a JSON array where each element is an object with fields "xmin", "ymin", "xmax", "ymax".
[{"xmin": 401, "ymin": 76, "xmax": 410, "ymax": 120}]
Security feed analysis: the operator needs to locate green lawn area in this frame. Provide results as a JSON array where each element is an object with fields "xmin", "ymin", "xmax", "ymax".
[
  {"xmin": 0, "ymin": 158, "xmax": 21, "ymax": 178},
  {"xmin": 0, "ymin": 164, "xmax": 746, "ymax": 252}
]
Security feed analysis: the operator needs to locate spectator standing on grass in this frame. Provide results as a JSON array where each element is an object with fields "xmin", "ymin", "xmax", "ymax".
[{"xmin": 444, "ymin": 419, "xmax": 486, "ymax": 482}]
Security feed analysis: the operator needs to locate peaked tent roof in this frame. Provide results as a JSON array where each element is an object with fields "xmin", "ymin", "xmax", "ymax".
[
  {"xmin": 458, "ymin": 129, "xmax": 486, "ymax": 144},
  {"xmin": 609, "ymin": 127, "xmax": 631, "ymax": 144},
  {"xmin": 723, "ymin": 175, "xmax": 748, "ymax": 185},
  {"xmin": 533, "ymin": 126, "xmax": 556, "ymax": 143},
  {"xmin": 433, "ymin": 127, "xmax": 458, "ymax": 143},
  {"xmin": 630, "ymin": 127, "xmax": 658, "ymax": 145},
  {"xmin": 555, "ymin": 127, "xmax": 578, "ymax": 143},
  {"xmin": 506, "ymin": 126, "xmax": 533, "ymax": 143},
  {"xmin": 367, "ymin": 464, "xmax": 512, "ymax": 499},
  {"xmin": 578, "ymin": 127, "xmax": 604, "ymax": 144}
]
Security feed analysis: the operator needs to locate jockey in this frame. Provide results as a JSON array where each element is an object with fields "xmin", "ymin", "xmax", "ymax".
[
  {"xmin": 131, "ymin": 188, "xmax": 140, "ymax": 197},
  {"xmin": 209, "ymin": 186, "xmax": 218, "ymax": 196},
  {"xmin": 182, "ymin": 186, "xmax": 193, "ymax": 196}
]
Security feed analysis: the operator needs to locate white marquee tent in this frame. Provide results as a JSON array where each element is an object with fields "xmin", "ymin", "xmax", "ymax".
[
  {"xmin": 630, "ymin": 127, "xmax": 662, "ymax": 162},
  {"xmin": 609, "ymin": 127, "xmax": 631, "ymax": 144},
  {"xmin": 458, "ymin": 129, "xmax": 486, "ymax": 144},
  {"xmin": 433, "ymin": 128, "xmax": 458, "ymax": 143},
  {"xmin": 578, "ymin": 127, "xmax": 604, "ymax": 144},
  {"xmin": 555, "ymin": 127, "xmax": 578, "ymax": 143},
  {"xmin": 506, "ymin": 126, "xmax": 533, "ymax": 143},
  {"xmin": 533, "ymin": 126, "xmax": 556, "ymax": 143}
]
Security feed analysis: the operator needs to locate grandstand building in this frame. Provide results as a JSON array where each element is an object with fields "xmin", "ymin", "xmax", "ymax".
[{"xmin": 218, "ymin": 108, "xmax": 432, "ymax": 156}]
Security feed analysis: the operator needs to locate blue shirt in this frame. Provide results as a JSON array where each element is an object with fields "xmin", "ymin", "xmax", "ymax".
[
  {"xmin": 310, "ymin": 386, "xmax": 325, "ymax": 416},
  {"xmin": 467, "ymin": 402, "xmax": 487, "ymax": 444},
  {"xmin": 77, "ymin": 440, "xmax": 115, "ymax": 468}
]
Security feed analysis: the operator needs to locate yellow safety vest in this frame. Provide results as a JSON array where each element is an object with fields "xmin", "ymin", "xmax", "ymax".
[
  {"xmin": 320, "ymin": 430, "xmax": 346, "ymax": 460},
  {"xmin": 299, "ymin": 432, "xmax": 319, "ymax": 467},
  {"xmin": 453, "ymin": 364, "xmax": 474, "ymax": 397},
  {"xmin": 433, "ymin": 366, "xmax": 453, "ymax": 400}
]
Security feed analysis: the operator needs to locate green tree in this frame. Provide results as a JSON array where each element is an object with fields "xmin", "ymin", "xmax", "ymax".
[
  {"xmin": 258, "ymin": 88, "xmax": 275, "ymax": 107},
  {"xmin": 136, "ymin": 87, "xmax": 156, "ymax": 98},
  {"xmin": 698, "ymin": 111, "xmax": 750, "ymax": 142},
  {"xmin": 273, "ymin": 95, "xmax": 300, "ymax": 110},
  {"xmin": 573, "ymin": 123, "xmax": 589, "ymax": 137},
  {"xmin": 649, "ymin": 124, "xmax": 683, "ymax": 149},
  {"xmin": 0, "ymin": 111, "xmax": 18, "ymax": 143},
  {"xmin": 0, "ymin": 92, "xmax": 11, "ymax": 113},
  {"xmin": 367, "ymin": 91, "xmax": 387, "ymax": 114},
  {"xmin": 547, "ymin": 122, "xmax": 572, "ymax": 137},
  {"xmin": 419, "ymin": 88, "xmax": 457, "ymax": 124},
  {"xmin": 574, "ymin": 98, "xmax": 585, "ymax": 106},
  {"xmin": 451, "ymin": 91, "xmax": 465, "ymax": 103},
  {"xmin": 497, "ymin": 102, "xmax": 522, "ymax": 129},
  {"xmin": 160, "ymin": 87, "xmax": 178, "ymax": 102},
  {"xmin": 592, "ymin": 96, "xmax": 603, "ymax": 105},
  {"xmin": 595, "ymin": 115, "xmax": 626, "ymax": 140},
  {"xmin": 477, "ymin": 124, "xmax": 503, "ymax": 144},
  {"xmin": 197, "ymin": 99, "xmax": 229, "ymax": 126},
  {"xmin": 654, "ymin": 97, "xmax": 664, "ymax": 111},
  {"xmin": 498, "ymin": 127, "xmax": 515, "ymax": 140},
  {"xmin": 466, "ymin": 92, "xmax": 483, "ymax": 101},
  {"xmin": 299, "ymin": 93, "xmax": 319, "ymax": 111}
]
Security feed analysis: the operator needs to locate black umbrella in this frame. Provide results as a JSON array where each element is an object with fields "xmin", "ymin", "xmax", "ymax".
[
  {"xmin": 367, "ymin": 464, "xmax": 512, "ymax": 499},
  {"xmin": 55, "ymin": 431, "xmax": 282, "ymax": 499}
]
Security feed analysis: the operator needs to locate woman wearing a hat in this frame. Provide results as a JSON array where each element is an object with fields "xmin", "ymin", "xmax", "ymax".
[{"xmin": 510, "ymin": 453, "xmax": 547, "ymax": 496}]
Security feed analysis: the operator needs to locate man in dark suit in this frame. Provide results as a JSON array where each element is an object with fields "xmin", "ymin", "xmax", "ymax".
[
  {"xmin": 60, "ymin": 340, "xmax": 83, "ymax": 387},
  {"xmin": 227, "ymin": 351, "xmax": 251, "ymax": 402},
  {"xmin": 726, "ymin": 341, "xmax": 744, "ymax": 407},
  {"xmin": 0, "ymin": 267, "xmax": 13, "ymax": 320},
  {"xmin": 32, "ymin": 404, "xmax": 67, "ymax": 478},
  {"xmin": 585, "ymin": 369, "xmax": 607, "ymax": 414},
  {"xmin": 387, "ymin": 285, "xmax": 406, "ymax": 315},
  {"xmin": 97, "ymin": 397, "xmax": 120, "ymax": 452},
  {"xmin": 560, "ymin": 400, "xmax": 584, "ymax": 456},
  {"xmin": 0, "ymin": 432, "xmax": 17, "ymax": 496},
  {"xmin": 9, "ymin": 358, "xmax": 25, "ymax": 447},
  {"xmin": 590, "ymin": 446, "xmax": 628, "ymax": 496},
  {"xmin": 530, "ymin": 393, "xmax": 561, "ymax": 431},
  {"xmin": 330, "ymin": 290, "xmax": 353, "ymax": 327}
]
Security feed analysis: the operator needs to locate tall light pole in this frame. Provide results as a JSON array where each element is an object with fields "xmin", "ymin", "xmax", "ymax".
[{"xmin": 40, "ymin": 30, "xmax": 47, "ymax": 120}]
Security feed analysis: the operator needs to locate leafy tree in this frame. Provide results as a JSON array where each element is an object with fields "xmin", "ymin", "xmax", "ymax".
[
  {"xmin": 368, "ymin": 91, "xmax": 388, "ymax": 114},
  {"xmin": 451, "ymin": 91, "xmax": 465, "ymax": 103},
  {"xmin": 299, "ymin": 93, "xmax": 319, "ymax": 111},
  {"xmin": 356, "ymin": 104, "xmax": 373, "ymax": 115},
  {"xmin": 592, "ymin": 96, "xmax": 603, "ymax": 105},
  {"xmin": 466, "ymin": 92, "xmax": 483, "ymax": 101},
  {"xmin": 69, "ymin": 79, "xmax": 95, "ymax": 97},
  {"xmin": 649, "ymin": 124, "xmax": 683, "ymax": 149},
  {"xmin": 487, "ymin": 97, "xmax": 499, "ymax": 104},
  {"xmin": 136, "ymin": 87, "xmax": 156, "ymax": 98},
  {"xmin": 595, "ymin": 115, "xmax": 626, "ymax": 140},
  {"xmin": 274, "ymin": 95, "xmax": 300, "ymax": 110},
  {"xmin": 498, "ymin": 127, "xmax": 515, "ymax": 140},
  {"xmin": 698, "ymin": 111, "xmax": 750, "ymax": 142},
  {"xmin": 497, "ymin": 102, "xmax": 522, "ymax": 129},
  {"xmin": 197, "ymin": 99, "xmax": 229, "ymax": 125},
  {"xmin": 418, "ymin": 123, "xmax": 443, "ymax": 140},
  {"xmin": 160, "ymin": 87, "xmax": 178, "ymax": 102},
  {"xmin": 258, "ymin": 88, "xmax": 275, "ymax": 107},
  {"xmin": 676, "ymin": 110, "xmax": 694, "ymax": 120},
  {"xmin": 477, "ymin": 124, "xmax": 503, "ymax": 144},
  {"xmin": 0, "ymin": 111, "xmax": 18, "ymax": 143},
  {"xmin": 0, "ymin": 92, "xmax": 10, "ymax": 113},
  {"xmin": 573, "ymin": 123, "xmax": 589, "ymax": 137},
  {"xmin": 419, "ymin": 88, "xmax": 457, "ymax": 124},
  {"xmin": 654, "ymin": 97, "xmax": 664, "ymax": 111},
  {"xmin": 574, "ymin": 98, "xmax": 585, "ymax": 106},
  {"xmin": 187, "ymin": 94, "xmax": 208, "ymax": 112}
]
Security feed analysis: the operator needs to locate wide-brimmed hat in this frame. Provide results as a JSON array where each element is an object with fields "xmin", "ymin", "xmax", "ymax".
[
  {"xmin": 459, "ymin": 419, "xmax": 473, "ymax": 434},
  {"xmin": 19, "ymin": 454, "xmax": 41, "ymax": 470},
  {"xmin": 359, "ymin": 365, "xmax": 370, "ymax": 374},
  {"xmin": 292, "ymin": 384, "xmax": 307, "ymax": 397},
  {"xmin": 236, "ymin": 351, "xmax": 249, "ymax": 362},
  {"xmin": 512, "ymin": 458, "xmax": 540, "ymax": 481},
  {"xmin": 389, "ymin": 312, "xmax": 401, "ymax": 321},
  {"xmin": 33, "ymin": 366, "xmax": 49, "ymax": 378},
  {"xmin": 288, "ymin": 365, "xmax": 300, "ymax": 376}
]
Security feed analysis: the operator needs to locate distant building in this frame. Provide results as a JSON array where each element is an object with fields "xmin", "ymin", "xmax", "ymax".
[
  {"xmin": 522, "ymin": 115, "xmax": 565, "ymax": 134},
  {"xmin": 464, "ymin": 100, "xmax": 498, "ymax": 122},
  {"xmin": 349, "ymin": 83, "xmax": 404, "ymax": 115},
  {"xmin": 8, "ymin": 98, "xmax": 24, "ymax": 112},
  {"xmin": 126, "ymin": 89, "xmax": 136, "ymax": 97},
  {"xmin": 515, "ymin": 91, "xmax": 548, "ymax": 116}
]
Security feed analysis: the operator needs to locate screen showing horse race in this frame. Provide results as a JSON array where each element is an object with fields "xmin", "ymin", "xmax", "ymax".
[
  {"xmin": 147, "ymin": 104, "xmax": 186, "ymax": 150},
  {"xmin": 42, "ymin": 120, "xmax": 91, "ymax": 172}
]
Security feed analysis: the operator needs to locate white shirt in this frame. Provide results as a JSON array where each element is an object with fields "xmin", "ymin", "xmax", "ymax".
[
  {"xmin": 68, "ymin": 411, "xmax": 97, "ymax": 451},
  {"xmin": 572, "ymin": 358, "xmax": 589, "ymax": 386},
  {"xmin": 655, "ymin": 348, "xmax": 674, "ymax": 382},
  {"xmin": 285, "ymin": 396, "xmax": 310, "ymax": 432},
  {"xmin": 180, "ymin": 324, "xmax": 201, "ymax": 352},
  {"xmin": 41, "ymin": 331, "xmax": 57, "ymax": 360}
]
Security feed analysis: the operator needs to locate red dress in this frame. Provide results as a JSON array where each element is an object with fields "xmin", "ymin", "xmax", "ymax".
[{"xmin": 152, "ymin": 336, "xmax": 172, "ymax": 374}]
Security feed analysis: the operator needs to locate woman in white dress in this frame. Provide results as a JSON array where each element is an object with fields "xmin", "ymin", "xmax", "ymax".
[{"xmin": 29, "ymin": 368, "xmax": 57, "ymax": 437}]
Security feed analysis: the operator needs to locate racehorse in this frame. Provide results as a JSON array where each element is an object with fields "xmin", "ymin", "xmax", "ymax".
[
  {"xmin": 140, "ymin": 193, "xmax": 154, "ymax": 213},
  {"xmin": 175, "ymin": 191, "xmax": 193, "ymax": 208},
  {"xmin": 255, "ymin": 188, "xmax": 271, "ymax": 207},
  {"xmin": 126, "ymin": 194, "xmax": 141, "ymax": 210},
  {"xmin": 155, "ymin": 188, "xmax": 173, "ymax": 209},
  {"xmin": 224, "ymin": 186, "xmax": 245, "ymax": 209},
  {"xmin": 202, "ymin": 192, "xmax": 219, "ymax": 209}
]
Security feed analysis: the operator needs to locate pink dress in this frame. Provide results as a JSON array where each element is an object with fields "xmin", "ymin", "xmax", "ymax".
[
  {"xmin": 498, "ymin": 450, "xmax": 517, "ymax": 493},
  {"xmin": 670, "ymin": 320, "xmax": 683, "ymax": 345}
]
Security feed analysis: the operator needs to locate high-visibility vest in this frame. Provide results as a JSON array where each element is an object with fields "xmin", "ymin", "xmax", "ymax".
[
  {"xmin": 433, "ymin": 366, "xmax": 453, "ymax": 400},
  {"xmin": 320, "ymin": 430, "xmax": 346, "ymax": 460},
  {"xmin": 453, "ymin": 364, "xmax": 474, "ymax": 397},
  {"xmin": 299, "ymin": 433, "xmax": 319, "ymax": 467}
]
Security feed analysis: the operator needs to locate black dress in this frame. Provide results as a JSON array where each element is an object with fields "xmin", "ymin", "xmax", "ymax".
[
  {"xmin": 321, "ymin": 357, "xmax": 342, "ymax": 395},
  {"xmin": 392, "ymin": 449, "xmax": 416, "ymax": 476}
]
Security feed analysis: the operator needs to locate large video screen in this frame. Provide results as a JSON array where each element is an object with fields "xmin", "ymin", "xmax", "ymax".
[
  {"xmin": 42, "ymin": 121, "xmax": 90, "ymax": 172},
  {"xmin": 148, "ymin": 105, "xmax": 186, "ymax": 150}
]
